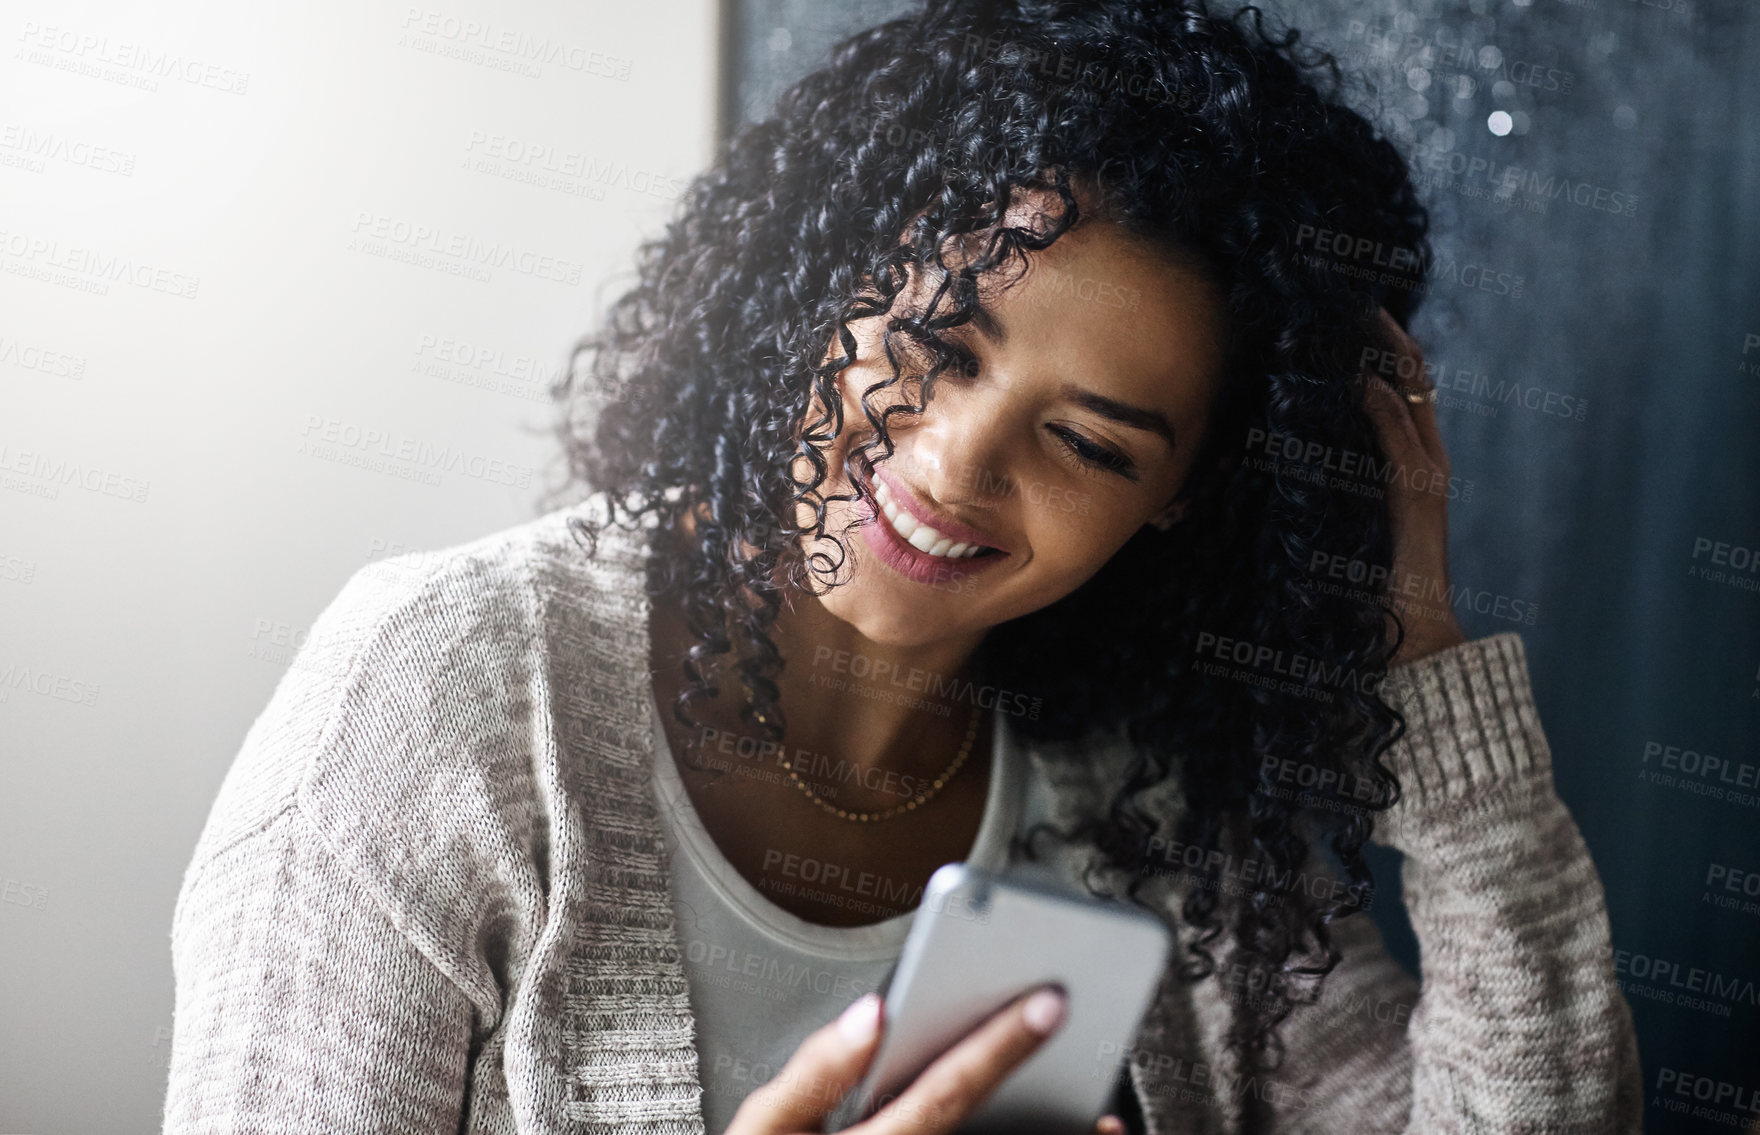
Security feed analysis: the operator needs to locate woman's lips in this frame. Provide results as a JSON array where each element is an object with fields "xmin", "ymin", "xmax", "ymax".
[
  {"xmin": 855, "ymin": 491, "xmax": 1011, "ymax": 588},
  {"xmin": 869, "ymin": 465, "xmax": 1011, "ymax": 555}
]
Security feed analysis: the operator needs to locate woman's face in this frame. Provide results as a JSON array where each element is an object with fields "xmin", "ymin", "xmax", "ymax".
[{"xmin": 793, "ymin": 191, "xmax": 1229, "ymax": 648}]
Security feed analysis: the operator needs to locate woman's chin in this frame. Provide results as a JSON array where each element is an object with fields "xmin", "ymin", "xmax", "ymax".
[
  {"xmin": 793, "ymin": 515, "xmax": 1000, "ymax": 646},
  {"xmin": 815, "ymin": 582, "xmax": 962, "ymax": 649}
]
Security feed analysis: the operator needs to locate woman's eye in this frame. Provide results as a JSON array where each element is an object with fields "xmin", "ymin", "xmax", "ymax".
[
  {"xmin": 1049, "ymin": 425, "xmax": 1137, "ymax": 478},
  {"xmin": 903, "ymin": 337, "xmax": 1137, "ymax": 480}
]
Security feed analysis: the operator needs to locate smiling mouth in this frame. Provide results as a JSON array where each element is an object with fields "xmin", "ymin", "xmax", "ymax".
[{"xmin": 867, "ymin": 476, "xmax": 1004, "ymax": 560}]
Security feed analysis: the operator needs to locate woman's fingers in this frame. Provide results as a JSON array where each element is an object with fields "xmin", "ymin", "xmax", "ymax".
[
  {"xmin": 1357, "ymin": 305, "xmax": 1466, "ymax": 665},
  {"xmin": 1096, "ymin": 1114, "xmax": 1127, "ymax": 1135},
  {"xmin": 1362, "ymin": 367, "xmax": 1424, "ymax": 483},
  {"xmin": 727, "ymin": 984, "xmax": 1091, "ymax": 1135},
  {"xmin": 856, "ymin": 984, "xmax": 1068, "ymax": 1135},
  {"xmin": 1399, "ymin": 360, "xmax": 1448, "ymax": 474},
  {"xmin": 1359, "ymin": 306, "xmax": 1449, "ymax": 549},
  {"xmin": 1365, "ymin": 306, "xmax": 1447, "ymax": 472},
  {"xmin": 727, "ymin": 993, "xmax": 885, "ymax": 1135}
]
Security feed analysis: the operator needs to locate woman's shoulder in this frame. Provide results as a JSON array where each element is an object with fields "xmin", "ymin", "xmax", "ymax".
[{"xmin": 186, "ymin": 497, "xmax": 655, "ymax": 920}]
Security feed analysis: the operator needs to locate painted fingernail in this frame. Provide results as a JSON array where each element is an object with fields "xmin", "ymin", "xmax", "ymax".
[
  {"xmin": 1023, "ymin": 986, "xmax": 1068, "ymax": 1035},
  {"xmin": 838, "ymin": 993, "xmax": 882, "ymax": 1045}
]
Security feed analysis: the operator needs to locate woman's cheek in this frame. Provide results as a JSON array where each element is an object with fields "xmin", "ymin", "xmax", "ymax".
[
  {"xmin": 1028, "ymin": 508, "xmax": 1105, "ymax": 579},
  {"xmin": 1065, "ymin": 503, "xmax": 1156, "ymax": 574}
]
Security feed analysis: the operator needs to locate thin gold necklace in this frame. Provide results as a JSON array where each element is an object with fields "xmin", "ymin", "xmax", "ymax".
[{"xmin": 759, "ymin": 698, "xmax": 984, "ymax": 823}]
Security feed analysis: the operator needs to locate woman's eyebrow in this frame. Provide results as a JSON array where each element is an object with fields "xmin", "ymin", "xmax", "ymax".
[
  {"xmin": 965, "ymin": 297, "xmax": 1179, "ymax": 452},
  {"xmin": 1059, "ymin": 384, "xmax": 1179, "ymax": 451}
]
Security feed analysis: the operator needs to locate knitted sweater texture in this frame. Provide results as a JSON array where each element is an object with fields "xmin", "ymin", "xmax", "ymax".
[{"xmin": 162, "ymin": 499, "xmax": 1642, "ymax": 1134}]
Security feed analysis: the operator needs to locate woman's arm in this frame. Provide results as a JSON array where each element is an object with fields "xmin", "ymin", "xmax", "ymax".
[
  {"xmin": 159, "ymin": 552, "xmax": 521, "ymax": 1134},
  {"xmin": 162, "ymin": 804, "xmax": 477, "ymax": 1134},
  {"xmin": 1246, "ymin": 632, "xmax": 1643, "ymax": 1133}
]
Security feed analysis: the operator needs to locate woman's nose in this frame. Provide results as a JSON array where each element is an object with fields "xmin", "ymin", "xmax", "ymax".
[{"xmin": 909, "ymin": 376, "xmax": 1019, "ymax": 506}]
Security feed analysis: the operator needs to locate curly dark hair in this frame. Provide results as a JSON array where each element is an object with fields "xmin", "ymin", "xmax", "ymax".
[{"xmin": 554, "ymin": 0, "xmax": 1431, "ymax": 1080}]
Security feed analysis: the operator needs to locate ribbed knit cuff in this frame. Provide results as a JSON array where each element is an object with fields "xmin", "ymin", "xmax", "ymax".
[{"xmin": 1372, "ymin": 632, "xmax": 1554, "ymax": 847}]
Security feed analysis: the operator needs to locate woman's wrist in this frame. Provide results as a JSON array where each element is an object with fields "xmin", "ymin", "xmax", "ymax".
[{"xmin": 1388, "ymin": 616, "xmax": 1468, "ymax": 668}]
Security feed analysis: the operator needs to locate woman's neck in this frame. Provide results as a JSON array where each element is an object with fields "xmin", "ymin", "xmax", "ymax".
[{"xmin": 765, "ymin": 584, "xmax": 988, "ymax": 784}]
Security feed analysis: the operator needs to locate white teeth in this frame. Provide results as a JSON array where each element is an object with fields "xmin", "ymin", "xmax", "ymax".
[
  {"xmin": 870, "ymin": 479, "xmax": 991, "ymax": 559},
  {"xmin": 886, "ymin": 501, "xmax": 918, "ymax": 538}
]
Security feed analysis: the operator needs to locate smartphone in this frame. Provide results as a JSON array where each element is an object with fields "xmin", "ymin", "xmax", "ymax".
[{"xmin": 823, "ymin": 861, "xmax": 1172, "ymax": 1135}]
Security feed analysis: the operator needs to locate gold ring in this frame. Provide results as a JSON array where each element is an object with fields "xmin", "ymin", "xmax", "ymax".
[{"xmin": 1404, "ymin": 387, "xmax": 1438, "ymax": 405}]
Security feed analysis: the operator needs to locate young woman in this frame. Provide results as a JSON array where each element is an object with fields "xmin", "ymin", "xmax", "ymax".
[{"xmin": 163, "ymin": 2, "xmax": 1641, "ymax": 1133}]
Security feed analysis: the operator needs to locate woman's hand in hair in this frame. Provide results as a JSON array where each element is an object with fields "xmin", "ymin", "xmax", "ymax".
[
  {"xmin": 1360, "ymin": 306, "xmax": 1468, "ymax": 667},
  {"xmin": 725, "ymin": 985, "xmax": 1120, "ymax": 1135}
]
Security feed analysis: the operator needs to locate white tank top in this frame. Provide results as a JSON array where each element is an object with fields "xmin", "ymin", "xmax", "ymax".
[{"xmin": 647, "ymin": 683, "xmax": 1032, "ymax": 1135}]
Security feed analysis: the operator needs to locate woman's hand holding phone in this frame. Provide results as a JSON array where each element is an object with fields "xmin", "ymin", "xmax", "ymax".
[{"xmin": 724, "ymin": 985, "xmax": 1127, "ymax": 1135}]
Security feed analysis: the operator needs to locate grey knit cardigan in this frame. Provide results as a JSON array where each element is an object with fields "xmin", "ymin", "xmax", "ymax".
[{"xmin": 162, "ymin": 497, "xmax": 1643, "ymax": 1134}]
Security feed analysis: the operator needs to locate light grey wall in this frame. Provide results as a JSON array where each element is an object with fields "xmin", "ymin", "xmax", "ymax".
[
  {"xmin": 727, "ymin": 3, "xmax": 1760, "ymax": 1132},
  {"xmin": 0, "ymin": 1, "xmax": 717, "ymax": 1130}
]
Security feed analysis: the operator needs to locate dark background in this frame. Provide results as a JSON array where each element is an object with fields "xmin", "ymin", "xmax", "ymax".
[{"xmin": 722, "ymin": 1, "xmax": 1760, "ymax": 1131}]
